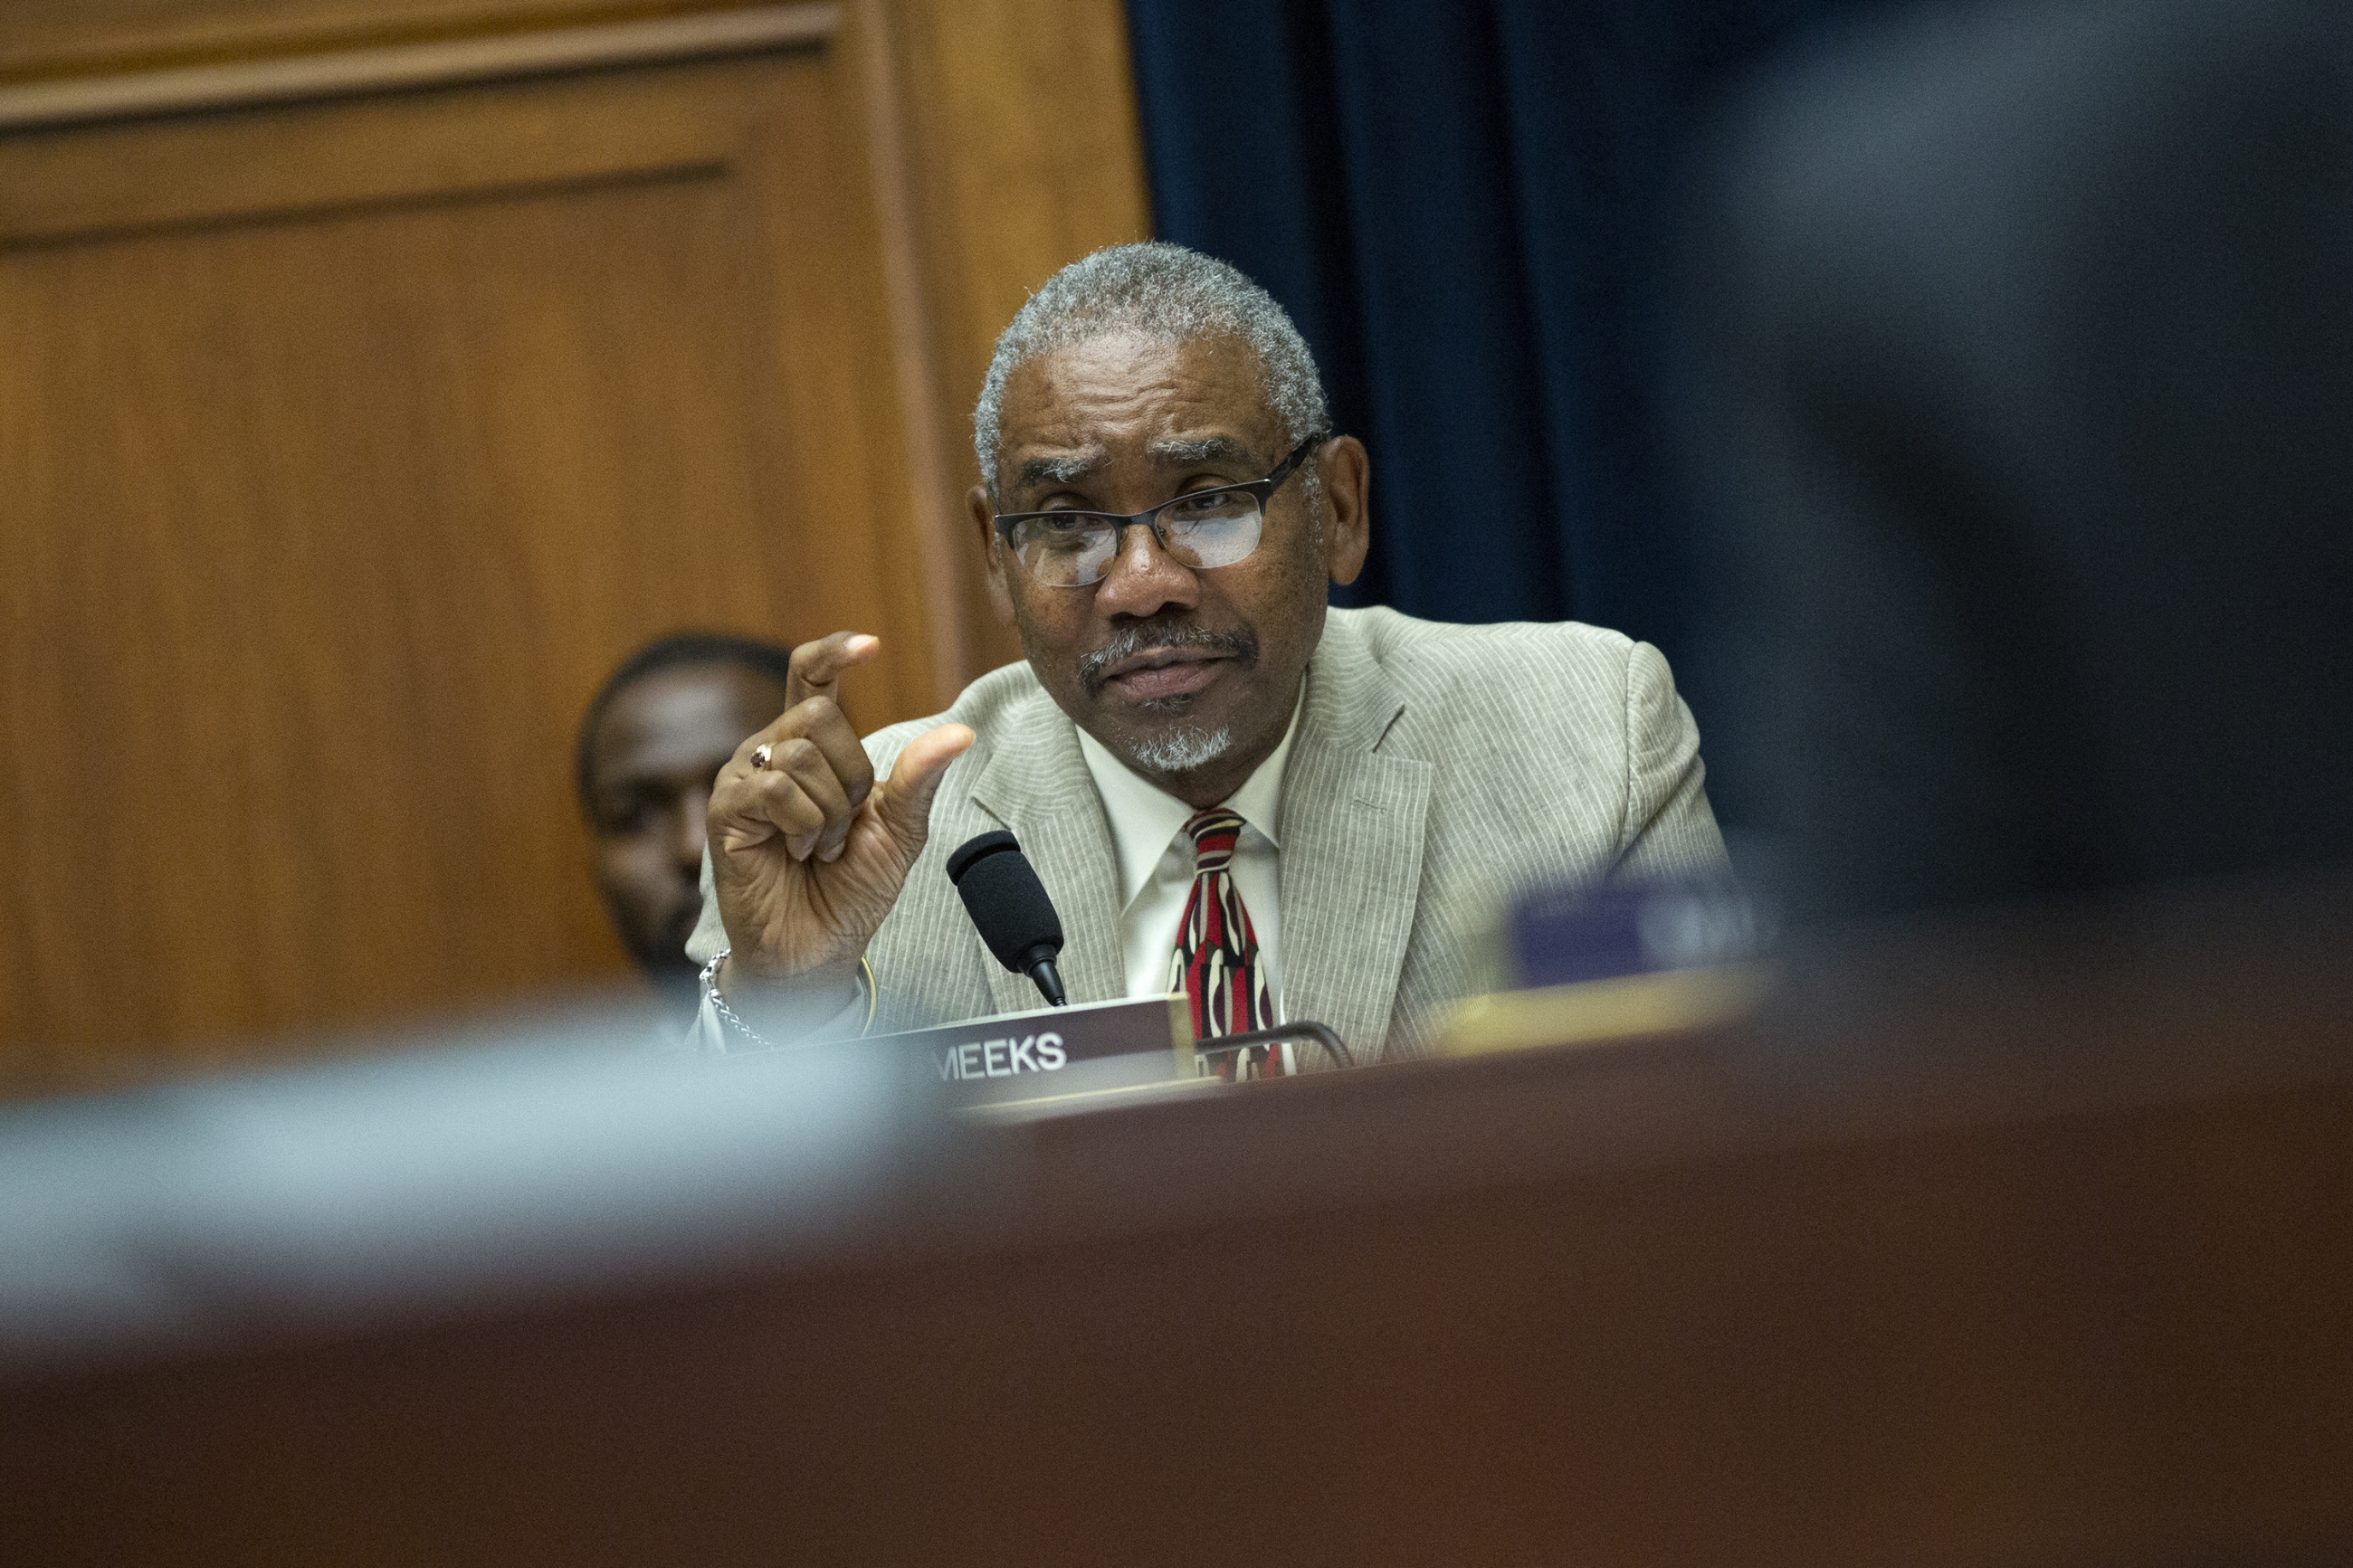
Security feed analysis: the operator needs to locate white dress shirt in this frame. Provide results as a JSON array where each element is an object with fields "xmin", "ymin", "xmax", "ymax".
[{"xmin": 1073, "ymin": 695, "xmax": 1299, "ymax": 1021}]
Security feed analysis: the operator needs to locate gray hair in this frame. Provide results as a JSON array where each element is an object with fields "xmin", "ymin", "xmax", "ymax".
[{"xmin": 973, "ymin": 242, "xmax": 1330, "ymax": 499}]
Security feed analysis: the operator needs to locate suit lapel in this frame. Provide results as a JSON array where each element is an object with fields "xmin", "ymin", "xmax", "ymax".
[
  {"xmin": 1277, "ymin": 616, "xmax": 1433, "ymax": 1062},
  {"xmin": 967, "ymin": 704, "xmax": 1129, "ymax": 1012}
]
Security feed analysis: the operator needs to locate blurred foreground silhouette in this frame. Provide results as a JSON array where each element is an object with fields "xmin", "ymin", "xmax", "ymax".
[{"xmin": 1685, "ymin": 0, "xmax": 2353, "ymax": 928}]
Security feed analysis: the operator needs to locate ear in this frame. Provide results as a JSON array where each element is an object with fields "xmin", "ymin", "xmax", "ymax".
[
  {"xmin": 969, "ymin": 483, "xmax": 1015, "ymax": 622},
  {"xmin": 1318, "ymin": 435, "xmax": 1371, "ymax": 587}
]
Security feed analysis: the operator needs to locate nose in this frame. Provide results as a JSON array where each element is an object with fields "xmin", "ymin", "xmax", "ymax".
[{"xmin": 1092, "ymin": 519, "xmax": 1200, "ymax": 620}]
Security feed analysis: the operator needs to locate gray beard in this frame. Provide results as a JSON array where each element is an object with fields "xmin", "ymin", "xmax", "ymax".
[
  {"xmin": 1123, "ymin": 722, "xmax": 1234, "ymax": 774},
  {"xmin": 1077, "ymin": 619, "xmax": 1257, "ymax": 778}
]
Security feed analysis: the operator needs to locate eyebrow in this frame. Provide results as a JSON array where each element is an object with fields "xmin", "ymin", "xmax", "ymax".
[
  {"xmin": 1011, "ymin": 433, "xmax": 1261, "ymax": 494},
  {"xmin": 1148, "ymin": 434, "xmax": 1257, "ymax": 467},
  {"xmin": 1016, "ymin": 448, "xmax": 1107, "ymax": 489}
]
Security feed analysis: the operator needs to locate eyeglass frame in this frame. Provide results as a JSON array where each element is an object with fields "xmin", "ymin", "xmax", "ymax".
[{"xmin": 990, "ymin": 430, "xmax": 1331, "ymax": 588}]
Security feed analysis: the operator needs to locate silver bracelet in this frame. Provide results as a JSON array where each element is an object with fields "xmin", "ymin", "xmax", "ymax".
[
  {"xmin": 700, "ymin": 949, "xmax": 877, "ymax": 1050},
  {"xmin": 700, "ymin": 949, "xmax": 777, "ymax": 1051}
]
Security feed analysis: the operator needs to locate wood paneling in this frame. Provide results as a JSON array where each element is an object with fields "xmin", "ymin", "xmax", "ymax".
[
  {"xmin": 0, "ymin": 6, "xmax": 839, "ymax": 131},
  {"xmin": 0, "ymin": 3, "xmax": 764, "ymax": 81},
  {"xmin": 0, "ymin": 0, "xmax": 1152, "ymax": 1079},
  {"xmin": 0, "ymin": 14, "xmax": 889, "ymax": 1069},
  {"xmin": 870, "ymin": 0, "xmax": 1154, "ymax": 673}
]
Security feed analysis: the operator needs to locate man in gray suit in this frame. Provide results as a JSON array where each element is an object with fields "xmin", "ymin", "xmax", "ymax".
[{"xmin": 690, "ymin": 243, "xmax": 1726, "ymax": 1063}]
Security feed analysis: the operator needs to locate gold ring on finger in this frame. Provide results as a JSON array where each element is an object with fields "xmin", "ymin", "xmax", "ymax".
[{"xmin": 751, "ymin": 743, "xmax": 773, "ymax": 770}]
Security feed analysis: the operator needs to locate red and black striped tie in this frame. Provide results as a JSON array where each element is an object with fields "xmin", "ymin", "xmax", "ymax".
[{"xmin": 1167, "ymin": 808, "xmax": 1280, "ymax": 1079}]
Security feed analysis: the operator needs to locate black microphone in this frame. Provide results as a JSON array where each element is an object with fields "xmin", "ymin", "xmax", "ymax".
[{"xmin": 945, "ymin": 831, "xmax": 1069, "ymax": 1007}]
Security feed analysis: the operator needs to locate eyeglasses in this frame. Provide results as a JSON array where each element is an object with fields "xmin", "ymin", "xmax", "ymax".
[{"xmin": 992, "ymin": 432, "xmax": 1329, "ymax": 589}]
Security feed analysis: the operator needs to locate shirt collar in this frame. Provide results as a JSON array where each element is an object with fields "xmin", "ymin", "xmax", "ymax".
[{"xmin": 1073, "ymin": 684, "xmax": 1301, "ymax": 911}]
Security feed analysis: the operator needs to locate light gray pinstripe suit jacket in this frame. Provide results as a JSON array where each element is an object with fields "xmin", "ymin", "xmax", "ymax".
[{"xmin": 690, "ymin": 606, "xmax": 1728, "ymax": 1063}]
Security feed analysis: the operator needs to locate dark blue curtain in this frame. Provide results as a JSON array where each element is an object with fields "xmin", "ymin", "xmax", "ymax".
[{"xmin": 1125, "ymin": 0, "xmax": 1877, "ymax": 673}]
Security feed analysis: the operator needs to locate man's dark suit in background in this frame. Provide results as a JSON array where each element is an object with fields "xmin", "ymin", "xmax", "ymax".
[{"xmin": 1682, "ymin": 0, "xmax": 2353, "ymax": 928}]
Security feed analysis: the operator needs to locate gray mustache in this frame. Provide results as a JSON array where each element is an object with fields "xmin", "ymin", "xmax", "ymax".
[{"xmin": 1079, "ymin": 622, "xmax": 1259, "ymax": 696}]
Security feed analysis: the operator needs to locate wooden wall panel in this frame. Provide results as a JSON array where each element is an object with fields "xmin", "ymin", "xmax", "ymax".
[
  {"xmin": 0, "ymin": 0, "xmax": 1153, "ymax": 1083},
  {"xmin": 869, "ymin": 0, "xmax": 1153, "ymax": 673},
  {"xmin": 0, "ymin": 21, "xmax": 921, "ymax": 1069},
  {"xmin": 0, "ymin": 3, "xmax": 753, "ymax": 80}
]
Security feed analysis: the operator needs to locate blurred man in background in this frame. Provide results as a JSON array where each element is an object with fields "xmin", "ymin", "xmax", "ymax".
[{"xmin": 576, "ymin": 634, "xmax": 797, "ymax": 1010}]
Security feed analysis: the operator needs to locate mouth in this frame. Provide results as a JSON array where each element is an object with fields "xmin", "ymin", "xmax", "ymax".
[
  {"xmin": 1079, "ymin": 622, "xmax": 1260, "ymax": 705},
  {"xmin": 1100, "ymin": 646, "xmax": 1229, "ymax": 702}
]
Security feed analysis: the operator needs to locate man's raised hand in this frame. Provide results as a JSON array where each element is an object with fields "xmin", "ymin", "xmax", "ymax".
[{"xmin": 705, "ymin": 632, "xmax": 973, "ymax": 1002}]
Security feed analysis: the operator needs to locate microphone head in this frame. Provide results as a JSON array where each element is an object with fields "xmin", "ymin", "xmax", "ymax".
[
  {"xmin": 945, "ymin": 831, "xmax": 1065, "ymax": 976},
  {"xmin": 945, "ymin": 829, "xmax": 1019, "ymax": 885}
]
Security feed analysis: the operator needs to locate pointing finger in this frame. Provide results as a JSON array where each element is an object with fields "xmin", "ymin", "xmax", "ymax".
[{"xmin": 785, "ymin": 631, "xmax": 881, "ymax": 709}]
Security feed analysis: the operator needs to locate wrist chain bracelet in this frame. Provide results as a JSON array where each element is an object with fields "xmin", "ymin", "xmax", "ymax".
[{"xmin": 700, "ymin": 950, "xmax": 877, "ymax": 1050}]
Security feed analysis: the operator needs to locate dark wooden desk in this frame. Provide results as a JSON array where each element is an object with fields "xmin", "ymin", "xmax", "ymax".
[{"xmin": 5, "ymin": 883, "xmax": 2350, "ymax": 1566}]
